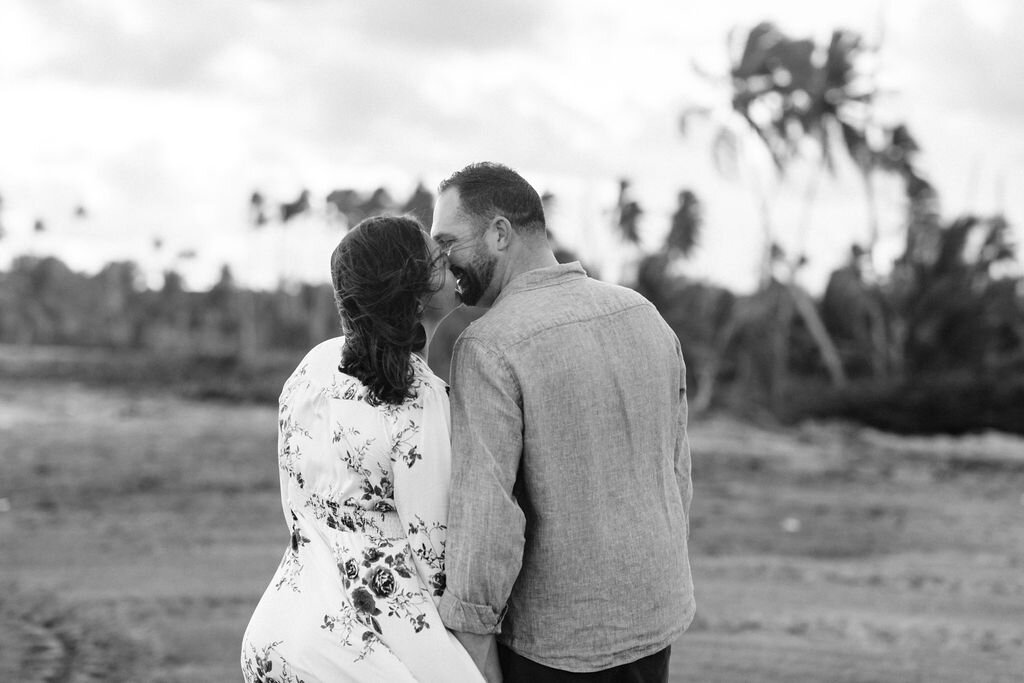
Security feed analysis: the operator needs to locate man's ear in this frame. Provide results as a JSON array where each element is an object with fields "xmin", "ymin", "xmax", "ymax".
[{"xmin": 491, "ymin": 216, "xmax": 512, "ymax": 251}]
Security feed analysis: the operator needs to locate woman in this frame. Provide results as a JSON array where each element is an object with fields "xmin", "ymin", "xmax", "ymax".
[{"xmin": 241, "ymin": 215, "xmax": 490, "ymax": 682}]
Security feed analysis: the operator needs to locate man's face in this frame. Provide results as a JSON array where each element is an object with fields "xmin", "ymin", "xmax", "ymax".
[
  {"xmin": 431, "ymin": 188, "xmax": 499, "ymax": 307},
  {"xmin": 421, "ymin": 236, "xmax": 461, "ymax": 323}
]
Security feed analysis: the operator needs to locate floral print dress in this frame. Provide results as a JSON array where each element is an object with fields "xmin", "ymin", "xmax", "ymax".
[{"xmin": 241, "ymin": 337, "xmax": 484, "ymax": 683}]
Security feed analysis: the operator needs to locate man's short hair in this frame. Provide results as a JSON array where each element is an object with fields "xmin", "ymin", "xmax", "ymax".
[{"xmin": 438, "ymin": 162, "xmax": 546, "ymax": 235}]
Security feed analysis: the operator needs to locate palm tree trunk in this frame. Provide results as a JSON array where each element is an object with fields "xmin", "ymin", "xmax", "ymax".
[
  {"xmin": 861, "ymin": 166, "xmax": 879, "ymax": 271},
  {"xmin": 237, "ymin": 290, "xmax": 258, "ymax": 365},
  {"xmin": 758, "ymin": 192, "xmax": 775, "ymax": 289},
  {"xmin": 771, "ymin": 285, "xmax": 795, "ymax": 404},
  {"xmin": 796, "ymin": 164, "xmax": 822, "ymax": 259},
  {"xmin": 691, "ymin": 316, "xmax": 739, "ymax": 414},
  {"xmin": 786, "ymin": 282, "xmax": 848, "ymax": 387}
]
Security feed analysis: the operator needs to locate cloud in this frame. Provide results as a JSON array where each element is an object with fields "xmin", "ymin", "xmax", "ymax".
[
  {"xmin": 10, "ymin": 0, "xmax": 554, "ymax": 166},
  {"xmin": 5, "ymin": 0, "xmax": 1021, "ymax": 291},
  {"xmin": 896, "ymin": 0, "xmax": 1024, "ymax": 121},
  {"xmin": 878, "ymin": 0, "xmax": 1024, "ymax": 225},
  {"xmin": 22, "ymin": 0, "xmax": 550, "ymax": 91},
  {"xmin": 21, "ymin": 0, "xmax": 256, "ymax": 89},
  {"xmin": 345, "ymin": 0, "xmax": 549, "ymax": 53}
]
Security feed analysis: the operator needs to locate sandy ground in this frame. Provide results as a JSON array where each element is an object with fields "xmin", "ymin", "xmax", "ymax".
[{"xmin": 1, "ymin": 378, "xmax": 1023, "ymax": 682}]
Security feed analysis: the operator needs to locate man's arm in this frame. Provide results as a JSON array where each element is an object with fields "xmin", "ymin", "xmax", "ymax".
[
  {"xmin": 439, "ymin": 335, "xmax": 526, "ymax": 636},
  {"xmin": 674, "ymin": 345, "xmax": 693, "ymax": 535}
]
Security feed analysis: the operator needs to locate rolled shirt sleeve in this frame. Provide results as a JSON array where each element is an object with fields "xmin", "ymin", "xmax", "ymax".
[{"xmin": 438, "ymin": 336, "xmax": 526, "ymax": 635}]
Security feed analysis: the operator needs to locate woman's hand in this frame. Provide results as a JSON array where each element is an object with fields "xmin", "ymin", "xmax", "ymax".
[
  {"xmin": 480, "ymin": 635, "xmax": 502, "ymax": 683},
  {"xmin": 452, "ymin": 631, "xmax": 502, "ymax": 683}
]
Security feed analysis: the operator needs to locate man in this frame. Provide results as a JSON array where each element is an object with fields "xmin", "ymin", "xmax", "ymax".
[{"xmin": 432, "ymin": 162, "xmax": 695, "ymax": 682}]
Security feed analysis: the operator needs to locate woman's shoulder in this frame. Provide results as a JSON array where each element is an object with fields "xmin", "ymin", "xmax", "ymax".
[
  {"xmin": 282, "ymin": 336, "xmax": 347, "ymax": 396},
  {"xmin": 295, "ymin": 336, "xmax": 346, "ymax": 377},
  {"xmin": 301, "ymin": 335, "xmax": 346, "ymax": 370},
  {"xmin": 410, "ymin": 353, "xmax": 449, "ymax": 399},
  {"xmin": 285, "ymin": 340, "xmax": 446, "ymax": 414}
]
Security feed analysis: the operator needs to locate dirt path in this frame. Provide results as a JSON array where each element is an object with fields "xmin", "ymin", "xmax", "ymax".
[{"xmin": 1, "ymin": 381, "xmax": 1022, "ymax": 681}]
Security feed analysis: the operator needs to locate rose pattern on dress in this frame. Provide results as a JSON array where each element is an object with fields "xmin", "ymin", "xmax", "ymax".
[
  {"xmin": 351, "ymin": 586, "xmax": 380, "ymax": 615},
  {"xmin": 390, "ymin": 420, "xmax": 424, "ymax": 468},
  {"xmin": 325, "ymin": 372, "xmax": 424, "ymax": 418},
  {"xmin": 242, "ymin": 349, "xmax": 456, "ymax": 675},
  {"xmin": 305, "ymin": 493, "xmax": 389, "ymax": 537},
  {"xmin": 320, "ymin": 609, "xmax": 380, "ymax": 663},
  {"xmin": 368, "ymin": 566, "xmax": 396, "ymax": 597},
  {"xmin": 272, "ymin": 511, "xmax": 307, "ymax": 593},
  {"xmin": 340, "ymin": 558, "xmax": 360, "ymax": 587},
  {"xmin": 406, "ymin": 514, "xmax": 447, "ymax": 595},
  {"xmin": 274, "ymin": 381, "xmax": 448, "ymax": 660},
  {"xmin": 429, "ymin": 571, "xmax": 446, "ymax": 595},
  {"xmin": 360, "ymin": 464, "xmax": 396, "ymax": 510},
  {"xmin": 242, "ymin": 640, "xmax": 307, "ymax": 683},
  {"xmin": 289, "ymin": 512, "xmax": 310, "ymax": 553}
]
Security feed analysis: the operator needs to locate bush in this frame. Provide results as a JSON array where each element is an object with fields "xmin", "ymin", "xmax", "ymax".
[{"xmin": 786, "ymin": 371, "xmax": 1024, "ymax": 436}]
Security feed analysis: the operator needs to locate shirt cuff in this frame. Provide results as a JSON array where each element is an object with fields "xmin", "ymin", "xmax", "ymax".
[{"xmin": 438, "ymin": 589, "xmax": 507, "ymax": 635}]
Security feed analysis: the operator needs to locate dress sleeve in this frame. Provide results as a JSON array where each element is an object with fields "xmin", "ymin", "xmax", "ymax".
[{"xmin": 392, "ymin": 372, "xmax": 453, "ymax": 609}]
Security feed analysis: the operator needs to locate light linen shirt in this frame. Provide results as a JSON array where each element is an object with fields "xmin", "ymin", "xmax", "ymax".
[{"xmin": 438, "ymin": 262, "xmax": 695, "ymax": 672}]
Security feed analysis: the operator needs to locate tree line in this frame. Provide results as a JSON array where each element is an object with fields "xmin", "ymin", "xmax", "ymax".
[
  {"xmin": 0, "ymin": 258, "xmax": 338, "ymax": 357},
  {"xmin": 1, "ymin": 159, "xmax": 1019, "ymax": 434}
]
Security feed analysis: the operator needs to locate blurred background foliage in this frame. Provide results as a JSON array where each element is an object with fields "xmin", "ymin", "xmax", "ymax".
[{"xmin": 1, "ymin": 21, "xmax": 1021, "ymax": 435}]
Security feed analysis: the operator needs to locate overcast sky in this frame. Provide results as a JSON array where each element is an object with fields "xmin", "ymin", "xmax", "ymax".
[{"xmin": 1, "ymin": 0, "xmax": 1022, "ymax": 292}]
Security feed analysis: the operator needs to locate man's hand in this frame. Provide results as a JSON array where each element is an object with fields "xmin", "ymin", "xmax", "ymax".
[{"xmin": 452, "ymin": 631, "xmax": 502, "ymax": 683}]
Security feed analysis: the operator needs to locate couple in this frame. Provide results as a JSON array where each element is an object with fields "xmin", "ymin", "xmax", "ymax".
[{"xmin": 241, "ymin": 163, "xmax": 695, "ymax": 682}]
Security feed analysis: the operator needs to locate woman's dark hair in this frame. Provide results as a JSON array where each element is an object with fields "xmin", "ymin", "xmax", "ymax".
[{"xmin": 331, "ymin": 215, "xmax": 437, "ymax": 405}]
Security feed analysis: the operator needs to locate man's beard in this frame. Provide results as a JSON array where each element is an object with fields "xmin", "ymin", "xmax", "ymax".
[{"xmin": 453, "ymin": 248, "xmax": 497, "ymax": 307}]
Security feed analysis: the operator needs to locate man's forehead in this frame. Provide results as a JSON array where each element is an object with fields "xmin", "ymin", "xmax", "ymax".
[
  {"xmin": 434, "ymin": 188, "xmax": 461, "ymax": 215},
  {"xmin": 431, "ymin": 193, "xmax": 475, "ymax": 238},
  {"xmin": 430, "ymin": 190, "xmax": 454, "ymax": 224}
]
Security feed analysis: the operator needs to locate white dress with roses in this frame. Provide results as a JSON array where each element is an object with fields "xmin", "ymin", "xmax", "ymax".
[{"xmin": 241, "ymin": 337, "xmax": 484, "ymax": 683}]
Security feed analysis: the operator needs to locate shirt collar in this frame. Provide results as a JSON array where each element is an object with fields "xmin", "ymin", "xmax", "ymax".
[{"xmin": 492, "ymin": 261, "xmax": 587, "ymax": 308}]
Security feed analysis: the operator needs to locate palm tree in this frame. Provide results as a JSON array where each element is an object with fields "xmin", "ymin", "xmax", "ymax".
[
  {"xmin": 636, "ymin": 189, "xmax": 727, "ymax": 412},
  {"xmin": 325, "ymin": 186, "xmax": 399, "ymax": 229},
  {"xmin": 667, "ymin": 190, "xmax": 701, "ymax": 258},
  {"xmin": 279, "ymin": 189, "xmax": 311, "ymax": 223},
  {"xmin": 682, "ymin": 21, "xmax": 857, "ymax": 394},
  {"xmin": 325, "ymin": 189, "xmax": 364, "ymax": 227},
  {"xmin": 724, "ymin": 22, "xmax": 888, "ymax": 266},
  {"xmin": 401, "ymin": 182, "xmax": 434, "ymax": 228},
  {"xmin": 614, "ymin": 179, "xmax": 643, "ymax": 245},
  {"xmin": 822, "ymin": 244, "xmax": 889, "ymax": 377},
  {"xmin": 249, "ymin": 191, "xmax": 268, "ymax": 227}
]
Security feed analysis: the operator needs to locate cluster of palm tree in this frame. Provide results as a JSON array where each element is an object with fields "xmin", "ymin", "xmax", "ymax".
[
  {"xmin": 635, "ymin": 21, "xmax": 1023, "ymax": 421},
  {"xmin": 0, "ymin": 254, "xmax": 339, "ymax": 355},
  {"xmin": 247, "ymin": 182, "xmax": 436, "ymax": 231},
  {"xmin": 0, "ymin": 191, "xmax": 89, "ymax": 244}
]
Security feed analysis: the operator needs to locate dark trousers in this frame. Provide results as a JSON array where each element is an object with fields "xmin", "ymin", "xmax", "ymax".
[{"xmin": 498, "ymin": 644, "xmax": 671, "ymax": 683}]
